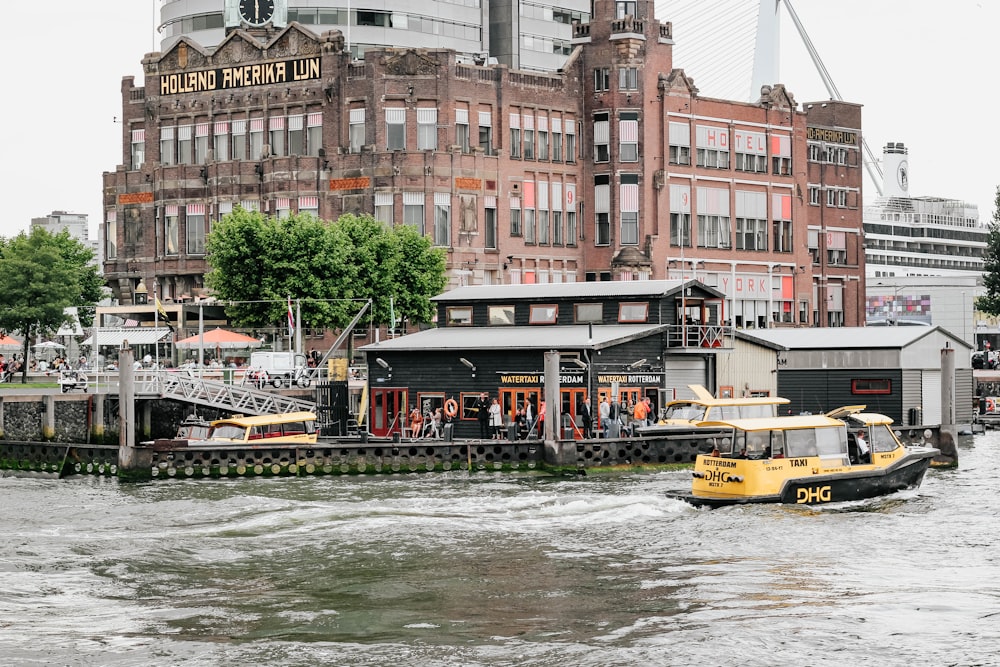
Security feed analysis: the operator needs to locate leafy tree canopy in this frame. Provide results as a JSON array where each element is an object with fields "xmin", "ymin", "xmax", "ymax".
[
  {"xmin": 977, "ymin": 186, "xmax": 1000, "ymax": 316},
  {"xmin": 205, "ymin": 208, "xmax": 447, "ymax": 330},
  {"xmin": 0, "ymin": 227, "xmax": 101, "ymax": 382}
]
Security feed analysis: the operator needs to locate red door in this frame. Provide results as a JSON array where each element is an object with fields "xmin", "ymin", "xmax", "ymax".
[{"xmin": 370, "ymin": 387, "xmax": 408, "ymax": 437}]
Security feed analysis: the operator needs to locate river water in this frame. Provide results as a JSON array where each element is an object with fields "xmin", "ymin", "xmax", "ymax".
[{"xmin": 2, "ymin": 433, "xmax": 998, "ymax": 667}]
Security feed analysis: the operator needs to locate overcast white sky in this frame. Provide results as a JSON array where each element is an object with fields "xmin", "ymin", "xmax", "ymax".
[{"xmin": 1, "ymin": 0, "xmax": 997, "ymax": 240}]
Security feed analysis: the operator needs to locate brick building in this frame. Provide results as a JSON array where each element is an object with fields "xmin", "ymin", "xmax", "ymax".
[{"xmin": 103, "ymin": 0, "xmax": 865, "ymax": 329}]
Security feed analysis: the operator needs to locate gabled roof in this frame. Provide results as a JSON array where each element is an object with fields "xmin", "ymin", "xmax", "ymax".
[
  {"xmin": 433, "ymin": 279, "xmax": 724, "ymax": 302},
  {"xmin": 362, "ymin": 324, "xmax": 668, "ymax": 352},
  {"xmin": 737, "ymin": 325, "xmax": 971, "ymax": 351}
]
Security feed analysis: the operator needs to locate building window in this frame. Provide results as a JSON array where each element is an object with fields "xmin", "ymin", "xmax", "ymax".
[
  {"xmin": 595, "ymin": 174, "xmax": 610, "ymax": 246},
  {"xmin": 386, "ymin": 108, "xmax": 406, "ymax": 151},
  {"xmin": 433, "ymin": 192, "xmax": 450, "ymax": 246},
  {"xmin": 186, "ymin": 204, "xmax": 206, "ymax": 255},
  {"xmin": 177, "ymin": 125, "xmax": 193, "ymax": 164},
  {"xmin": 489, "ymin": 305, "xmax": 514, "ymax": 325},
  {"xmin": 298, "ymin": 196, "xmax": 319, "ymax": 218},
  {"xmin": 618, "ymin": 302, "xmax": 648, "ymax": 323},
  {"xmin": 552, "ymin": 124, "xmax": 563, "ymax": 161},
  {"xmin": 375, "ymin": 192, "xmax": 393, "ymax": 224},
  {"xmin": 670, "ymin": 184, "xmax": 691, "ymax": 247},
  {"xmin": 403, "ymin": 192, "xmax": 424, "ymax": 235},
  {"xmin": 249, "ymin": 118, "xmax": 264, "ymax": 159},
  {"xmin": 160, "ymin": 127, "xmax": 175, "ymax": 166},
  {"xmin": 105, "ymin": 211, "xmax": 117, "ymax": 260},
  {"xmin": 553, "ymin": 210, "xmax": 563, "ymax": 245},
  {"xmin": 771, "ymin": 134, "xmax": 792, "ymax": 175},
  {"xmin": 539, "ymin": 209, "xmax": 550, "ymax": 244},
  {"xmin": 575, "ymin": 303, "xmax": 603, "ymax": 323},
  {"xmin": 268, "ymin": 117, "xmax": 285, "ymax": 157},
  {"xmin": 485, "ymin": 199, "xmax": 497, "ymax": 249},
  {"xmin": 447, "ymin": 306, "xmax": 473, "ymax": 326},
  {"xmin": 288, "ymin": 115, "xmax": 305, "ymax": 155},
  {"xmin": 669, "ymin": 121, "xmax": 690, "ymax": 166},
  {"xmin": 734, "ymin": 129, "xmax": 767, "ymax": 173},
  {"xmin": 231, "ymin": 120, "xmax": 247, "ymax": 161},
  {"xmin": 616, "ymin": 0, "xmax": 637, "ymax": 18},
  {"xmin": 594, "ymin": 112, "xmax": 609, "ymax": 163},
  {"xmin": 696, "ymin": 125, "xmax": 729, "ymax": 169},
  {"xmin": 525, "ymin": 209, "xmax": 536, "ymax": 244},
  {"xmin": 827, "ymin": 189, "xmax": 837, "ymax": 207},
  {"xmin": 538, "ymin": 125, "xmax": 549, "ymax": 160},
  {"xmin": 164, "ymin": 206, "xmax": 179, "ymax": 255},
  {"xmin": 529, "ymin": 304, "xmax": 558, "ymax": 324},
  {"xmin": 772, "ymin": 193, "xmax": 793, "ymax": 253},
  {"xmin": 619, "ymin": 112, "xmax": 638, "ymax": 162},
  {"xmin": 618, "ymin": 67, "xmax": 638, "ymax": 90},
  {"xmin": 509, "ymin": 112, "xmax": 521, "ymax": 158},
  {"xmin": 809, "ymin": 186, "xmax": 820, "ymax": 205},
  {"xmin": 502, "ymin": 187, "xmax": 519, "ymax": 234},
  {"xmin": 523, "ymin": 114, "xmax": 535, "ymax": 160},
  {"xmin": 620, "ymin": 174, "xmax": 639, "ymax": 245},
  {"xmin": 852, "ymin": 379, "xmax": 891, "ymax": 395},
  {"xmin": 213, "ymin": 121, "xmax": 229, "ymax": 162},
  {"xmin": 130, "ymin": 129, "xmax": 145, "ymax": 169},
  {"xmin": 456, "ymin": 108, "xmax": 470, "ymax": 153},
  {"xmin": 306, "ymin": 113, "xmax": 323, "ymax": 156},
  {"xmin": 417, "ymin": 107, "xmax": 438, "ymax": 151},
  {"xmin": 478, "ymin": 110, "xmax": 493, "ymax": 155},
  {"xmin": 565, "ymin": 120, "xmax": 576, "ymax": 162},
  {"xmin": 736, "ymin": 217, "xmax": 767, "ymax": 251},
  {"xmin": 808, "ymin": 144, "xmax": 822, "ymax": 161},
  {"xmin": 350, "ymin": 109, "xmax": 365, "ymax": 153},
  {"xmin": 594, "ymin": 67, "xmax": 610, "ymax": 91}
]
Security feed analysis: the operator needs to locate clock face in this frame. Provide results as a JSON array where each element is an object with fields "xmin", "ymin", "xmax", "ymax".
[{"xmin": 239, "ymin": 0, "xmax": 275, "ymax": 27}]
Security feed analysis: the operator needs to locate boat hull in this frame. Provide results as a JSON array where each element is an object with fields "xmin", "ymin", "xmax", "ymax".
[{"xmin": 669, "ymin": 447, "xmax": 937, "ymax": 509}]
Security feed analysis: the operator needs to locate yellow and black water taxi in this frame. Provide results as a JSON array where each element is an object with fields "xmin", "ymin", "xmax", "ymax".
[{"xmin": 667, "ymin": 407, "xmax": 939, "ymax": 508}]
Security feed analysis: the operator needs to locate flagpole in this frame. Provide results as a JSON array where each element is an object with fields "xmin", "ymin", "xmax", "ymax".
[
  {"xmin": 295, "ymin": 299, "xmax": 302, "ymax": 356},
  {"xmin": 154, "ymin": 283, "xmax": 160, "ymax": 369}
]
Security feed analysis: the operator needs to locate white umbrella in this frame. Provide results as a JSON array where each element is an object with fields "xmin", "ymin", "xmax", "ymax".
[{"xmin": 34, "ymin": 341, "xmax": 66, "ymax": 350}]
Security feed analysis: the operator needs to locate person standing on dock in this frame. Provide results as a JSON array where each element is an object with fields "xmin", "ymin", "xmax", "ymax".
[{"xmin": 474, "ymin": 392, "xmax": 491, "ymax": 439}]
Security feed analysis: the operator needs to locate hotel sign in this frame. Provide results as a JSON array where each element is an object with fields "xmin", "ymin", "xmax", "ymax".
[
  {"xmin": 806, "ymin": 127, "xmax": 859, "ymax": 146},
  {"xmin": 118, "ymin": 192, "xmax": 154, "ymax": 205},
  {"xmin": 159, "ymin": 57, "xmax": 321, "ymax": 96}
]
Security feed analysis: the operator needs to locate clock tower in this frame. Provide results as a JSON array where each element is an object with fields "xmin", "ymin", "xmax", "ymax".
[{"xmin": 224, "ymin": 0, "xmax": 287, "ymax": 33}]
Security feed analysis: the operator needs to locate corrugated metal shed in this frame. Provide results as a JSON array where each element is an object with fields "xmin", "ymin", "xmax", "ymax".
[
  {"xmin": 432, "ymin": 280, "xmax": 725, "ymax": 302},
  {"xmin": 363, "ymin": 325, "xmax": 668, "ymax": 352},
  {"xmin": 738, "ymin": 326, "xmax": 970, "ymax": 352}
]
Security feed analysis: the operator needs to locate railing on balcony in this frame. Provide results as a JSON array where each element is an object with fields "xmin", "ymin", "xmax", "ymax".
[{"xmin": 667, "ymin": 324, "xmax": 732, "ymax": 349}]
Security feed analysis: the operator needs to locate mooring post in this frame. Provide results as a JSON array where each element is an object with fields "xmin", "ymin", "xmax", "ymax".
[
  {"xmin": 42, "ymin": 395, "xmax": 56, "ymax": 440},
  {"xmin": 90, "ymin": 395, "xmax": 105, "ymax": 443},
  {"xmin": 117, "ymin": 346, "xmax": 152, "ymax": 480},
  {"xmin": 936, "ymin": 345, "xmax": 959, "ymax": 467}
]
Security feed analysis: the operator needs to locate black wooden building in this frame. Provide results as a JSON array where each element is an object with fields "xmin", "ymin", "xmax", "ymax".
[{"xmin": 361, "ymin": 280, "xmax": 730, "ymax": 439}]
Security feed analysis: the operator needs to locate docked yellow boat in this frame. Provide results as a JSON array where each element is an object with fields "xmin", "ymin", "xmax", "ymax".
[
  {"xmin": 668, "ymin": 408, "xmax": 939, "ymax": 508},
  {"xmin": 194, "ymin": 411, "xmax": 318, "ymax": 447}
]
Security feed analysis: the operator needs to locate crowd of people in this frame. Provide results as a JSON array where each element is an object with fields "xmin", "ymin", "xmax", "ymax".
[{"xmin": 400, "ymin": 392, "xmax": 659, "ymax": 441}]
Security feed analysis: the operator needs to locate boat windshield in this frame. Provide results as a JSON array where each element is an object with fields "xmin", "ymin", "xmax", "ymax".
[
  {"xmin": 210, "ymin": 424, "xmax": 246, "ymax": 440},
  {"xmin": 663, "ymin": 403, "xmax": 706, "ymax": 421},
  {"xmin": 714, "ymin": 404, "xmax": 781, "ymax": 420},
  {"xmin": 870, "ymin": 424, "xmax": 901, "ymax": 453}
]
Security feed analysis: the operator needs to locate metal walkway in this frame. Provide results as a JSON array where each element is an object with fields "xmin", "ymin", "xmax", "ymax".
[{"xmin": 135, "ymin": 372, "xmax": 316, "ymax": 415}]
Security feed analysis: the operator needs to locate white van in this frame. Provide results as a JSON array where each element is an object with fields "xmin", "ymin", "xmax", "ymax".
[{"xmin": 248, "ymin": 351, "xmax": 311, "ymax": 388}]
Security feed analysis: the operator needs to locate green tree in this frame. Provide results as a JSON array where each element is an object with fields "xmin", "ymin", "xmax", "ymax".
[
  {"xmin": 205, "ymin": 208, "xmax": 446, "ymax": 331},
  {"xmin": 977, "ymin": 186, "xmax": 1000, "ymax": 316},
  {"xmin": 0, "ymin": 228, "xmax": 96, "ymax": 382}
]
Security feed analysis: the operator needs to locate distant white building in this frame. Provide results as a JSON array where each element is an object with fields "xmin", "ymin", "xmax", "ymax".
[{"xmin": 30, "ymin": 210, "xmax": 102, "ymax": 270}]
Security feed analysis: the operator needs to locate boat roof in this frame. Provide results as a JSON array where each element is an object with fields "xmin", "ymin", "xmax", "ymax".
[
  {"xmin": 671, "ymin": 384, "xmax": 789, "ymax": 406},
  {"xmin": 698, "ymin": 414, "xmax": 849, "ymax": 431},
  {"xmin": 431, "ymin": 279, "xmax": 726, "ymax": 302},
  {"xmin": 211, "ymin": 411, "xmax": 317, "ymax": 427},
  {"xmin": 361, "ymin": 324, "xmax": 668, "ymax": 352}
]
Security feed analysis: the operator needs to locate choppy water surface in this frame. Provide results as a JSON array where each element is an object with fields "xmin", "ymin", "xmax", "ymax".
[{"xmin": 2, "ymin": 434, "xmax": 998, "ymax": 667}]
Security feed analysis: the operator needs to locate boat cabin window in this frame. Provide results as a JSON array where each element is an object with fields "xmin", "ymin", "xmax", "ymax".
[
  {"xmin": 785, "ymin": 429, "xmax": 818, "ymax": 458},
  {"xmin": 870, "ymin": 424, "xmax": 900, "ymax": 453},
  {"xmin": 715, "ymin": 404, "xmax": 779, "ymax": 420},
  {"xmin": 664, "ymin": 402, "xmax": 705, "ymax": 421},
  {"xmin": 209, "ymin": 423, "xmax": 246, "ymax": 439}
]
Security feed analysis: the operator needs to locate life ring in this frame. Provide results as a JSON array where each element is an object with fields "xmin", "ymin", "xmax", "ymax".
[{"xmin": 444, "ymin": 398, "xmax": 459, "ymax": 417}]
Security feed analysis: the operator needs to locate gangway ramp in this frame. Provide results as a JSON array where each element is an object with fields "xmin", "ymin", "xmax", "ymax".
[{"xmin": 136, "ymin": 372, "xmax": 316, "ymax": 416}]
